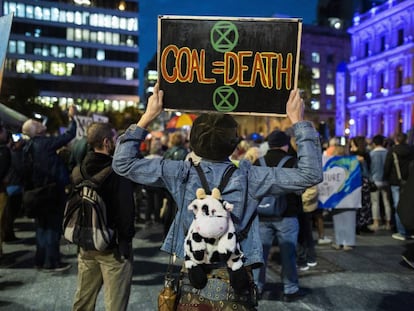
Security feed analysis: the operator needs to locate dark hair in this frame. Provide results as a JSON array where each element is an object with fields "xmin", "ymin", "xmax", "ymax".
[
  {"xmin": 190, "ymin": 113, "xmax": 240, "ymax": 160},
  {"xmin": 395, "ymin": 132, "xmax": 407, "ymax": 145},
  {"xmin": 372, "ymin": 135, "xmax": 384, "ymax": 146},
  {"xmin": 87, "ymin": 123, "xmax": 114, "ymax": 149}
]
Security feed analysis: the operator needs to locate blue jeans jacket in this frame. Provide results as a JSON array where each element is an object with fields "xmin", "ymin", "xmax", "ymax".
[{"xmin": 113, "ymin": 121, "xmax": 322, "ymax": 267}]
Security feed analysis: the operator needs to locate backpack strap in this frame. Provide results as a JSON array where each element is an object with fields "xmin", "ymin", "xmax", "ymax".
[
  {"xmin": 194, "ymin": 163, "xmax": 237, "ymax": 195},
  {"xmin": 258, "ymin": 155, "xmax": 292, "ymax": 168},
  {"xmin": 72, "ymin": 165, "xmax": 113, "ymax": 187}
]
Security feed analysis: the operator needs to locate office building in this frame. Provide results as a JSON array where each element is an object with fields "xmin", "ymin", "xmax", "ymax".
[
  {"xmin": 346, "ymin": 0, "xmax": 414, "ymax": 137},
  {"xmin": 1, "ymin": 0, "xmax": 139, "ymax": 112}
]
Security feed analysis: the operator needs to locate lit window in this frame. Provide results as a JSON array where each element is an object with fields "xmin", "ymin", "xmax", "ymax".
[
  {"xmin": 97, "ymin": 31, "xmax": 105, "ymax": 43},
  {"xmin": 51, "ymin": 8, "xmax": 59, "ymax": 22},
  {"xmin": 312, "ymin": 52, "xmax": 320, "ymax": 63},
  {"xmin": 16, "ymin": 4, "xmax": 25, "ymax": 18},
  {"xmin": 96, "ymin": 50, "xmax": 105, "ymax": 61},
  {"xmin": 75, "ymin": 29, "xmax": 82, "ymax": 41},
  {"xmin": 311, "ymin": 99, "xmax": 320, "ymax": 110},
  {"xmin": 51, "ymin": 46, "xmax": 58, "ymax": 57},
  {"xmin": 326, "ymin": 84, "xmax": 335, "ymax": 95},
  {"xmin": 82, "ymin": 12, "xmax": 89, "ymax": 25},
  {"xmin": 67, "ymin": 11, "xmax": 74, "ymax": 23},
  {"xmin": 128, "ymin": 18, "xmax": 137, "ymax": 31},
  {"xmin": 98, "ymin": 14, "xmax": 105, "ymax": 27},
  {"xmin": 113, "ymin": 33, "xmax": 120, "ymax": 45},
  {"xmin": 8, "ymin": 40, "xmax": 16, "ymax": 54},
  {"xmin": 34, "ymin": 61, "xmax": 43, "ymax": 74},
  {"xmin": 25, "ymin": 60, "xmax": 34, "ymax": 73},
  {"xmin": 82, "ymin": 29, "xmax": 90, "ymax": 41},
  {"xmin": 34, "ymin": 6, "xmax": 42, "ymax": 19},
  {"xmin": 26, "ymin": 5, "xmax": 33, "ymax": 19},
  {"xmin": 75, "ymin": 11, "xmax": 82, "ymax": 25},
  {"xmin": 312, "ymin": 68, "xmax": 320, "ymax": 79},
  {"xmin": 90, "ymin": 32, "xmax": 97, "ymax": 42},
  {"xmin": 51, "ymin": 62, "xmax": 65, "ymax": 76},
  {"xmin": 148, "ymin": 70, "xmax": 158, "ymax": 80},
  {"xmin": 125, "ymin": 67, "xmax": 134, "ymax": 80},
  {"xmin": 120, "ymin": 18, "xmax": 127, "ymax": 30},
  {"xmin": 66, "ymin": 46, "xmax": 75, "ymax": 58},
  {"xmin": 17, "ymin": 41, "xmax": 25, "ymax": 54},
  {"xmin": 66, "ymin": 63, "xmax": 75, "ymax": 76},
  {"xmin": 311, "ymin": 82, "xmax": 320, "ymax": 95},
  {"xmin": 90, "ymin": 14, "xmax": 98, "ymax": 27},
  {"xmin": 126, "ymin": 36, "xmax": 134, "ymax": 47},
  {"xmin": 105, "ymin": 32, "xmax": 112, "ymax": 44},
  {"xmin": 112, "ymin": 16, "xmax": 119, "ymax": 29},
  {"xmin": 43, "ymin": 8, "xmax": 51, "ymax": 21},
  {"xmin": 42, "ymin": 47, "xmax": 49, "ymax": 57},
  {"xmin": 105, "ymin": 15, "xmax": 112, "ymax": 28},
  {"xmin": 59, "ymin": 10, "xmax": 66, "ymax": 23},
  {"xmin": 74, "ymin": 48, "xmax": 82, "ymax": 58},
  {"xmin": 67, "ymin": 28, "xmax": 74, "ymax": 41},
  {"xmin": 16, "ymin": 60, "xmax": 26, "ymax": 73}
]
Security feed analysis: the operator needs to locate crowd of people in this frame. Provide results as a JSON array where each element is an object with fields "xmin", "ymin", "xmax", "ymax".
[{"xmin": 0, "ymin": 83, "xmax": 413, "ymax": 310}]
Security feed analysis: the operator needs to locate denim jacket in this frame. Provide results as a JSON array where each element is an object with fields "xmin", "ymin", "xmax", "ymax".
[
  {"xmin": 113, "ymin": 121, "xmax": 322, "ymax": 267},
  {"xmin": 369, "ymin": 146, "xmax": 387, "ymax": 183}
]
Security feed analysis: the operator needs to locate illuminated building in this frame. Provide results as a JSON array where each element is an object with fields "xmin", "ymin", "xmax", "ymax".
[
  {"xmin": 346, "ymin": 0, "xmax": 414, "ymax": 137},
  {"xmin": 1, "ymin": 0, "xmax": 139, "ymax": 112}
]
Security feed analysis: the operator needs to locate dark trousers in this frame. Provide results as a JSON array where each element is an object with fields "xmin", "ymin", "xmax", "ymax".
[{"xmin": 297, "ymin": 211, "xmax": 316, "ymax": 265}]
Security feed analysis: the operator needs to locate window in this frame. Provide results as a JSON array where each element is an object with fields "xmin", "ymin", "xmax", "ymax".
[
  {"xmin": 8, "ymin": 40, "xmax": 16, "ymax": 54},
  {"xmin": 311, "ymin": 99, "xmax": 320, "ymax": 110},
  {"xmin": 326, "ymin": 99, "xmax": 333, "ymax": 110},
  {"xmin": 364, "ymin": 42, "xmax": 369, "ymax": 57},
  {"xmin": 312, "ymin": 68, "xmax": 320, "ymax": 79},
  {"xmin": 16, "ymin": 3, "xmax": 25, "ymax": 18},
  {"xmin": 311, "ymin": 82, "xmax": 320, "ymax": 95},
  {"xmin": 26, "ymin": 5, "xmax": 33, "ymax": 19},
  {"xmin": 311, "ymin": 52, "xmax": 320, "ymax": 63},
  {"xmin": 398, "ymin": 29, "xmax": 404, "ymax": 46},
  {"xmin": 380, "ymin": 36, "xmax": 385, "ymax": 52},
  {"xmin": 125, "ymin": 67, "xmax": 134, "ymax": 80},
  {"xmin": 34, "ymin": 6, "xmax": 42, "ymax": 19},
  {"xmin": 96, "ymin": 50, "xmax": 105, "ymax": 61},
  {"xmin": 43, "ymin": 7, "xmax": 51, "ymax": 21},
  {"xmin": 396, "ymin": 66, "xmax": 403, "ymax": 88},
  {"xmin": 326, "ymin": 84, "xmax": 335, "ymax": 95},
  {"xmin": 67, "ymin": 28, "xmax": 74, "ymax": 41},
  {"xmin": 66, "ymin": 46, "xmax": 75, "ymax": 58},
  {"xmin": 327, "ymin": 54, "xmax": 334, "ymax": 64},
  {"xmin": 379, "ymin": 72, "xmax": 385, "ymax": 91},
  {"xmin": 51, "ymin": 8, "xmax": 59, "ymax": 22},
  {"xmin": 17, "ymin": 41, "xmax": 25, "ymax": 54}
]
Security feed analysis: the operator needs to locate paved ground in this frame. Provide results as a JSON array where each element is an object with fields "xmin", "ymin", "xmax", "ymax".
[{"xmin": 1, "ymin": 217, "xmax": 414, "ymax": 311}]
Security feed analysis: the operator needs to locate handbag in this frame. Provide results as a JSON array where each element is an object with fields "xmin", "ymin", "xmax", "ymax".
[
  {"xmin": 368, "ymin": 181, "xmax": 378, "ymax": 192},
  {"xmin": 22, "ymin": 182, "xmax": 58, "ymax": 218}
]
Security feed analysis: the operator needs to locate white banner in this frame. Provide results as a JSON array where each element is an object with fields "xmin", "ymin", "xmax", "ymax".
[{"xmin": 0, "ymin": 14, "xmax": 13, "ymax": 92}]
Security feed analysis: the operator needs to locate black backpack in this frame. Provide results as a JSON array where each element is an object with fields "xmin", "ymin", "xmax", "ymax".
[
  {"xmin": 63, "ymin": 166, "xmax": 114, "ymax": 251},
  {"xmin": 257, "ymin": 155, "xmax": 292, "ymax": 217}
]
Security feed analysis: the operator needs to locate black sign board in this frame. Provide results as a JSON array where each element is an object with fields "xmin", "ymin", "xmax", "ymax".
[{"xmin": 158, "ymin": 15, "xmax": 302, "ymax": 116}]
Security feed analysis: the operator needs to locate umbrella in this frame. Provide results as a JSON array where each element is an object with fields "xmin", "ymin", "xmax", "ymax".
[{"xmin": 166, "ymin": 113, "xmax": 197, "ymax": 129}]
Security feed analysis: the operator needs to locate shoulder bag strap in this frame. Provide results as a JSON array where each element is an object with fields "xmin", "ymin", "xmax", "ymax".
[{"xmin": 392, "ymin": 152, "xmax": 402, "ymax": 181}]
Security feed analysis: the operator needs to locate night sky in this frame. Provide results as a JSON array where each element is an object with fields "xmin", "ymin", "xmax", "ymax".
[{"xmin": 138, "ymin": 0, "xmax": 318, "ymax": 98}]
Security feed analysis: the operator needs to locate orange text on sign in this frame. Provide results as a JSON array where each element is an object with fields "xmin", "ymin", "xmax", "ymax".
[{"xmin": 160, "ymin": 45, "xmax": 293, "ymax": 90}]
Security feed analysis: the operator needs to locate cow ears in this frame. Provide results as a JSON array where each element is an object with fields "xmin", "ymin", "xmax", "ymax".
[
  {"xmin": 196, "ymin": 188, "xmax": 206, "ymax": 199},
  {"xmin": 211, "ymin": 188, "xmax": 222, "ymax": 200}
]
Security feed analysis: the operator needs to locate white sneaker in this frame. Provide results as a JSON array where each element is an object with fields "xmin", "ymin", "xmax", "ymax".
[
  {"xmin": 307, "ymin": 261, "xmax": 318, "ymax": 267},
  {"xmin": 392, "ymin": 233, "xmax": 407, "ymax": 241},
  {"xmin": 318, "ymin": 237, "xmax": 332, "ymax": 245}
]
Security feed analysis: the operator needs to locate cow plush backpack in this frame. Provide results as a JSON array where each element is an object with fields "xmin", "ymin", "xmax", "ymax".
[{"xmin": 183, "ymin": 164, "xmax": 249, "ymax": 293}]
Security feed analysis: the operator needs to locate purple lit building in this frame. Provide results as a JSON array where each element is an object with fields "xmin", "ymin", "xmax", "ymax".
[{"xmin": 344, "ymin": 0, "xmax": 414, "ymax": 138}]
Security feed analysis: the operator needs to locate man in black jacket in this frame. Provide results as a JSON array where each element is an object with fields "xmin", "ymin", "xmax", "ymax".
[
  {"xmin": 252, "ymin": 130, "xmax": 305, "ymax": 302},
  {"xmin": 383, "ymin": 132, "xmax": 414, "ymax": 241},
  {"xmin": 72, "ymin": 122, "xmax": 135, "ymax": 311}
]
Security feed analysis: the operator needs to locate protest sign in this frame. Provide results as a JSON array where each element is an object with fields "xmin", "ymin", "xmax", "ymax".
[
  {"xmin": 158, "ymin": 15, "xmax": 302, "ymax": 116},
  {"xmin": 74, "ymin": 115, "xmax": 93, "ymax": 140},
  {"xmin": 0, "ymin": 14, "xmax": 13, "ymax": 92},
  {"xmin": 318, "ymin": 155, "xmax": 362, "ymax": 209}
]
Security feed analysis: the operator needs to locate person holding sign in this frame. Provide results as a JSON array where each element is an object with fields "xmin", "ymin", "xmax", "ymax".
[{"xmin": 112, "ymin": 84, "xmax": 322, "ymax": 308}]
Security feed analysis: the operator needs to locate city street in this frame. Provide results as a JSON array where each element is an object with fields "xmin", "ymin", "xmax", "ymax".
[{"xmin": 1, "ymin": 216, "xmax": 414, "ymax": 311}]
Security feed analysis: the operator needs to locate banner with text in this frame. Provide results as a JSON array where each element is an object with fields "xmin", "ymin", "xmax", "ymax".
[
  {"xmin": 158, "ymin": 15, "xmax": 302, "ymax": 116},
  {"xmin": 0, "ymin": 14, "xmax": 13, "ymax": 92},
  {"xmin": 318, "ymin": 155, "xmax": 362, "ymax": 209}
]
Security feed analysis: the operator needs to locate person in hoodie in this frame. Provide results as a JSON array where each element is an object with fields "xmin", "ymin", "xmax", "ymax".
[
  {"xmin": 384, "ymin": 132, "xmax": 414, "ymax": 241},
  {"xmin": 71, "ymin": 122, "xmax": 135, "ymax": 311}
]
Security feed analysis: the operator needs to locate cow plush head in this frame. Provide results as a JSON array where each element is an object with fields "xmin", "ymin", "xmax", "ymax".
[{"xmin": 188, "ymin": 188, "xmax": 234, "ymax": 238}]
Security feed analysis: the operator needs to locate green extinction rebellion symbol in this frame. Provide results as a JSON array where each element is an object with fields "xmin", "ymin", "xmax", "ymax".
[
  {"xmin": 213, "ymin": 86, "xmax": 239, "ymax": 112},
  {"xmin": 210, "ymin": 21, "xmax": 239, "ymax": 112}
]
